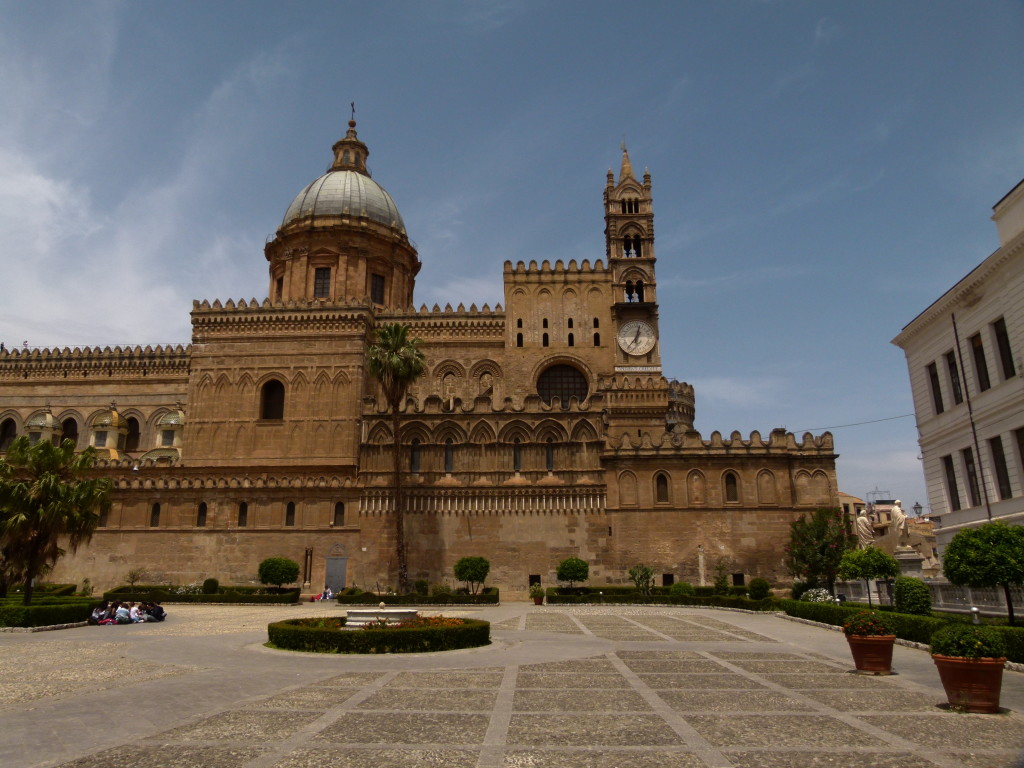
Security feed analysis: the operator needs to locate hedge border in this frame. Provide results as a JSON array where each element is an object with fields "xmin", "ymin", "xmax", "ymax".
[
  {"xmin": 0, "ymin": 600, "xmax": 99, "ymax": 628},
  {"xmin": 103, "ymin": 586, "xmax": 300, "ymax": 604},
  {"xmin": 267, "ymin": 617, "xmax": 491, "ymax": 654},
  {"xmin": 336, "ymin": 587, "xmax": 499, "ymax": 606},
  {"xmin": 544, "ymin": 593, "xmax": 774, "ymax": 610}
]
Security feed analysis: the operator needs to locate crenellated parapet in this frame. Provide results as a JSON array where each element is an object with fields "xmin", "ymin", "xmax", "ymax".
[
  {"xmin": 191, "ymin": 297, "xmax": 374, "ymax": 340},
  {"xmin": 0, "ymin": 344, "xmax": 191, "ymax": 380},
  {"xmin": 378, "ymin": 304, "xmax": 506, "ymax": 343},
  {"xmin": 504, "ymin": 258, "xmax": 608, "ymax": 276},
  {"xmin": 605, "ymin": 427, "xmax": 835, "ymax": 456},
  {"xmin": 94, "ymin": 461, "xmax": 360, "ymax": 491}
]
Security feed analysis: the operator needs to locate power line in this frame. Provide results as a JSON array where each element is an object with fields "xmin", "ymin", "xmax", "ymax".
[{"xmin": 791, "ymin": 413, "xmax": 915, "ymax": 433}]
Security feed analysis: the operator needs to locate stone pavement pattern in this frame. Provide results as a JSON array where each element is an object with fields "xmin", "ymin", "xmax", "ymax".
[{"xmin": 2, "ymin": 604, "xmax": 1023, "ymax": 768}]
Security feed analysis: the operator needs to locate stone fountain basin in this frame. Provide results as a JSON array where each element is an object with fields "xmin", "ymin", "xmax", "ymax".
[{"xmin": 345, "ymin": 607, "xmax": 418, "ymax": 627}]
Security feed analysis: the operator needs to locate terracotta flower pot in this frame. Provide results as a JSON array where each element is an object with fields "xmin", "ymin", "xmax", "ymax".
[
  {"xmin": 846, "ymin": 634, "xmax": 896, "ymax": 674},
  {"xmin": 532, "ymin": 596, "xmax": 543, "ymax": 605},
  {"xmin": 932, "ymin": 654, "xmax": 1006, "ymax": 713}
]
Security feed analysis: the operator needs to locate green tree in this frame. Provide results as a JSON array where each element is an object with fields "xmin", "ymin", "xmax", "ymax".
[
  {"xmin": 943, "ymin": 521, "xmax": 1024, "ymax": 626},
  {"xmin": 893, "ymin": 575, "xmax": 932, "ymax": 616},
  {"xmin": 258, "ymin": 557, "xmax": 300, "ymax": 588},
  {"xmin": 0, "ymin": 436, "xmax": 111, "ymax": 605},
  {"xmin": 713, "ymin": 560, "xmax": 731, "ymax": 595},
  {"xmin": 453, "ymin": 556, "xmax": 490, "ymax": 594},
  {"xmin": 837, "ymin": 546, "xmax": 899, "ymax": 608},
  {"xmin": 627, "ymin": 563, "xmax": 655, "ymax": 595},
  {"xmin": 784, "ymin": 507, "xmax": 856, "ymax": 596},
  {"xmin": 367, "ymin": 322, "xmax": 426, "ymax": 594},
  {"xmin": 556, "ymin": 557, "xmax": 589, "ymax": 589}
]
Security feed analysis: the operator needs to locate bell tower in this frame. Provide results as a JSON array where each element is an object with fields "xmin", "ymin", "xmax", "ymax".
[{"xmin": 605, "ymin": 145, "xmax": 661, "ymax": 373}]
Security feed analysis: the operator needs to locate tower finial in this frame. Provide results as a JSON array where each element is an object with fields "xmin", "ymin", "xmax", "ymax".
[
  {"xmin": 350, "ymin": 101, "xmax": 356, "ymax": 122},
  {"xmin": 619, "ymin": 141, "xmax": 635, "ymax": 182}
]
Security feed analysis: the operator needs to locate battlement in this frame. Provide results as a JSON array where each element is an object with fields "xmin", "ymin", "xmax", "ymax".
[
  {"xmin": 503, "ymin": 258, "xmax": 608, "ymax": 276},
  {"xmin": 0, "ymin": 344, "xmax": 191, "ymax": 379},
  {"xmin": 606, "ymin": 428, "xmax": 835, "ymax": 455},
  {"xmin": 363, "ymin": 389, "xmax": 603, "ymax": 417}
]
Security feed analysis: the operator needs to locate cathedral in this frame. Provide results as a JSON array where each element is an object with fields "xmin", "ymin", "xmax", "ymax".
[{"xmin": 0, "ymin": 120, "xmax": 838, "ymax": 595}]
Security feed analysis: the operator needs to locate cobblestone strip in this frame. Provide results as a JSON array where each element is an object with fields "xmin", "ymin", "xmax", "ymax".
[
  {"xmin": 607, "ymin": 651, "xmax": 731, "ymax": 767},
  {"xmin": 240, "ymin": 671, "xmax": 399, "ymax": 768},
  {"xmin": 476, "ymin": 664, "xmax": 519, "ymax": 768},
  {"xmin": 701, "ymin": 652, "xmax": 960, "ymax": 768}
]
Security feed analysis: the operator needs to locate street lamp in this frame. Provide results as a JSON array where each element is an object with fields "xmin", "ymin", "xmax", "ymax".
[{"xmin": 912, "ymin": 501, "xmax": 923, "ymax": 517}]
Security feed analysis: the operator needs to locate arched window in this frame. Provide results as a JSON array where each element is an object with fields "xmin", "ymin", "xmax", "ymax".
[
  {"xmin": 567, "ymin": 333, "xmax": 574, "ymax": 347},
  {"xmin": 537, "ymin": 364, "xmax": 589, "ymax": 408},
  {"xmin": 61, "ymin": 418, "xmax": 79, "ymax": 449},
  {"xmin": 237, "ymin": 501, "xmax": 248, "ymax": 528},
  {"xmin": 567, "ymin": 318, "xmax": 573, "ymax": 329},
  {"xmin": 593, "ymin": 317, "xmax": 599, "ymax": 328},
  {"xmin": 125, "ymin": 417, "xmax": 141, "ymax": 452},
  {"xmin": 542, "ymin": 333, "xmax": 549, "ymax": 347},
  {"xmin": 150, "ymin": 503, "xmax": 160, "ymax": 527},
  {"xmin": 333, "ymin": 502, "xmax": 345, "ymax": 527},
  {"xmin": 655, "ymin": 473, "xmax": 670, "ymax": 503},
  {"xmin": 516, "ymin": 318, "xmax": 522, "ymax": 328},
  {"xmin": 635, "ymin": 280, "xmax": 645, "ymax": 302},
  {"xmin": 1, "ymin": 418, "xmax": 17, "ymax": 451},
  {"xmin": 409, "ymin": 438, "xmax": 422, "ymax": 473},
  {"xmin": 444, "ymin": 438, "xmax": 454, "ymax": 473},
  {"xmin": 196, "ymin": 502, "xmax": 207, "ymax": 527},
  {"xmin": 261, "ymin": 379, "xmax": 285, "ymax": 420},
  {"xmin": 593, "ymin": 332, "xmax": 600, "ymax": 347},
  {"xmin": 513, "ymin": 438, "xmax": 522, "ymax": 472},
  {"xmin": 285, "ymin": 502, "xmax": 296, "ymax": 526},
  {"xmin": 542, "ymin": 318, "xmax": 548, "ymax": 328},
  {"xmin": 516, "ymin": 333, "xmax": 523, "ymax": 348},
  {"xmin": 724, "ymin": 472, "xmax": 739, "ymax": 503},
  {"xmin": 545, "ymin": 438, "xmax": 554, "ymax": 472}
]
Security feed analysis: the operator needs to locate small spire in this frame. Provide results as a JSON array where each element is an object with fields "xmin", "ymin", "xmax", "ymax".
[{"xmin": 619, "ymin": 142, "xmax": 635, "ymax": 182}]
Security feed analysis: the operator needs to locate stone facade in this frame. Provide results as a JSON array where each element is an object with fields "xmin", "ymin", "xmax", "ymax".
[{"xmin": 0, "ymin": 122, "xmax": 838, "ymax": 594}]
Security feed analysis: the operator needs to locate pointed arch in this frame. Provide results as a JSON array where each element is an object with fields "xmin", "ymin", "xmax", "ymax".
[
  {"xmin": 468, "ymin": 421, "xmax": 496, "ymax": 443},
  {"xmin": 497, "ymin": 420, "xmax": 531, "ymax": 443},
  {"xmin": 570, "ymin": 420, "xmax": 599, "ymax": 442},
  {"xmin": 687, "ymin": 470, "xmax": 706, "ymax": 505},
  {"xmin": 757, "ymin": 470, "xmax": 778, "ymax": 505},
  {"xmin": 367, "ymin": 422, "xmax": 392, "ymax": 445},
  {"xmin": 535, "ymin": 419, "xmax": 568, "ymax": 442},
  {"xmin": 723, "ymin": 470, "xmax": 740, "ymax": 503},
  {"xmin": 619, "ymin": 470, "xmax": 638, "ymax": 506},
  {"xmin": 434, "ymin": 421, "xmax": 467, "ymax": 444},
  {"xmin": 654, "ymin": 471, "xmax": 671, "ymax": 504}
]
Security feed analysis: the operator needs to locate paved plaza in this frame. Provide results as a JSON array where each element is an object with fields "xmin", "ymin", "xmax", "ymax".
[{"xmin": 2, "ymin": 603, "xmax": 1023, "ymax": 768}]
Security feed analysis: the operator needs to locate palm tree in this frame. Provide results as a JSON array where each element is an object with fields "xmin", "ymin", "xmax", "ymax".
[
  {"xmin": 0, "ymin": 436, "xmax": 111, "ymax": 605},
  {"xmin": 366, "ymin": 323, "xmax": 426, "ymax": 593}
]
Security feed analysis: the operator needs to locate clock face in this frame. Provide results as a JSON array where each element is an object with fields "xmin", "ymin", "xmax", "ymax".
[{"xmin": 617, "ymin": 320, "xmax": 656, "ymax": 356}]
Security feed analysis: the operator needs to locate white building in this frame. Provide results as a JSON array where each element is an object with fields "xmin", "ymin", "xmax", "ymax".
[{"xmin": 892, "ymin": 178, "xmax": 1024, "ymax": 552}]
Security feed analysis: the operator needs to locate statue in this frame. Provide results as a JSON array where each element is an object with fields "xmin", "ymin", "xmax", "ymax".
[
  {"xmin": 891, "ymin": 500, "xmax": 909, "ymax": 547},
  {"xmin": 856, "ymin": 510, "xmax": 874, "ymax": 549}
]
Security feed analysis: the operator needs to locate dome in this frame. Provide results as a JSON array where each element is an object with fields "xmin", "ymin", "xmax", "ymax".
[
  {"xmin": 280, "ymin": 170, "xmax": 406, "ymax": 235},
  {"xmin": 157, "ymin": 409, "xmax": 184, "ymax": 427}
]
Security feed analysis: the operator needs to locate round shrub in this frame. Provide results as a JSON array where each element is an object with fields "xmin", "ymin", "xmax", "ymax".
[
  {"xmin": 930, "ymin": 623, "xmax": 1006, "ymax": 659},
  {"xmin": 413, "ymin": 579, "xmax": 429, "ymax": 596},
  {"xmin": 748, "ymin": 578, "xmax": 772, "ymax": 600},
  {"xmin": 801, "ymin": 587, "xmax": 833, "ymax": 603},
  {"xmin": 556, "ymin": 557, "xmax": 589, "ymax": 587},
  {"xmin": 267, "ymin": 616, "xmax": 490, "ymax": 654},
  {"xmin": 791, "ymin": 581, "xmax": 812, "ymax": 600},
  {"xmin": 669, "ymin": 581, "xmax": 695, "ymax": 596},
  {"xmin": 258, "ymin": 557, "xmax": 300, "ymax": 588},
  {"xmin": 202, "ymin": 578, "xmax": 219, "ymax": 595},
  {"xmin": 893, "ymin": 576, "xmax": 932, "ymax": 616}
]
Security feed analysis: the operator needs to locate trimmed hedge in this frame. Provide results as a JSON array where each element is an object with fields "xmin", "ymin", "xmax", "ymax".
[
  {"xmin": 336, "ymin": 587, "xmax": 499, "ymax": 605},
  {"xmin": 0, "ymin": 600, "xmax": 98, "ymax": 627},
  {"xmin": 5, "ymin": 583, "xmax": 78, "ymax": 598},
  {"xmin": 544, "ymin": 592, "xmax": 775, "ymax": 611},
  {"xmin": 268, "ymin": 617, "xmax": 491, "ymax": 653},
  {"xmin": 103, "ymin": 585, "xmax": 300, "ymax": 604}
]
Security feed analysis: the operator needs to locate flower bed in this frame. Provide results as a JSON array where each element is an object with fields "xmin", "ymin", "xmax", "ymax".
[{"xmin": 267, "ymin": 615, "xmax": 491, "ymax": 654}]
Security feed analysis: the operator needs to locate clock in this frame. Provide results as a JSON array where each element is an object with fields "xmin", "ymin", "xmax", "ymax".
[{"xmin": 617, "ymin": 320, "xmax": 656, "ymax": 356}]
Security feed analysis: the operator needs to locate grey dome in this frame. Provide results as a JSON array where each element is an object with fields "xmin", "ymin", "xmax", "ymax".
[{"xmin": 280, "ymin": 170, "xmax": 406, "ymax": 235}]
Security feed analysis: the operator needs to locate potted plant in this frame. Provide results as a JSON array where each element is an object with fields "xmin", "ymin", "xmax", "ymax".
[
  {"xmin": 930, "ymin": 623, "xmax": 1007, "ymax": 713},
  {"xmin": 843, "ymin": 610, "xmax": 896, "ymax": 674},
  {"xmin": 528, "ymin": 583, "xmax": 545, "ymax": 605}
]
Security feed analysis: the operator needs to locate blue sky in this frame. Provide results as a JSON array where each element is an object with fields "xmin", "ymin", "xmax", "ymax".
[{"xmin": 2, "ymin": 1, "xmax": 1023, "ymax": 511}]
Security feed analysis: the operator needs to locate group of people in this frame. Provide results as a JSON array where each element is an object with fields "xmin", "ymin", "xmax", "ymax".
[
  {"xmin": 311, "ymin": 587, "xmax": 334, "ymax": 601},
  {"xmin": 90, "ymin": 601, "xmax": 166, "ymax": 624}
]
